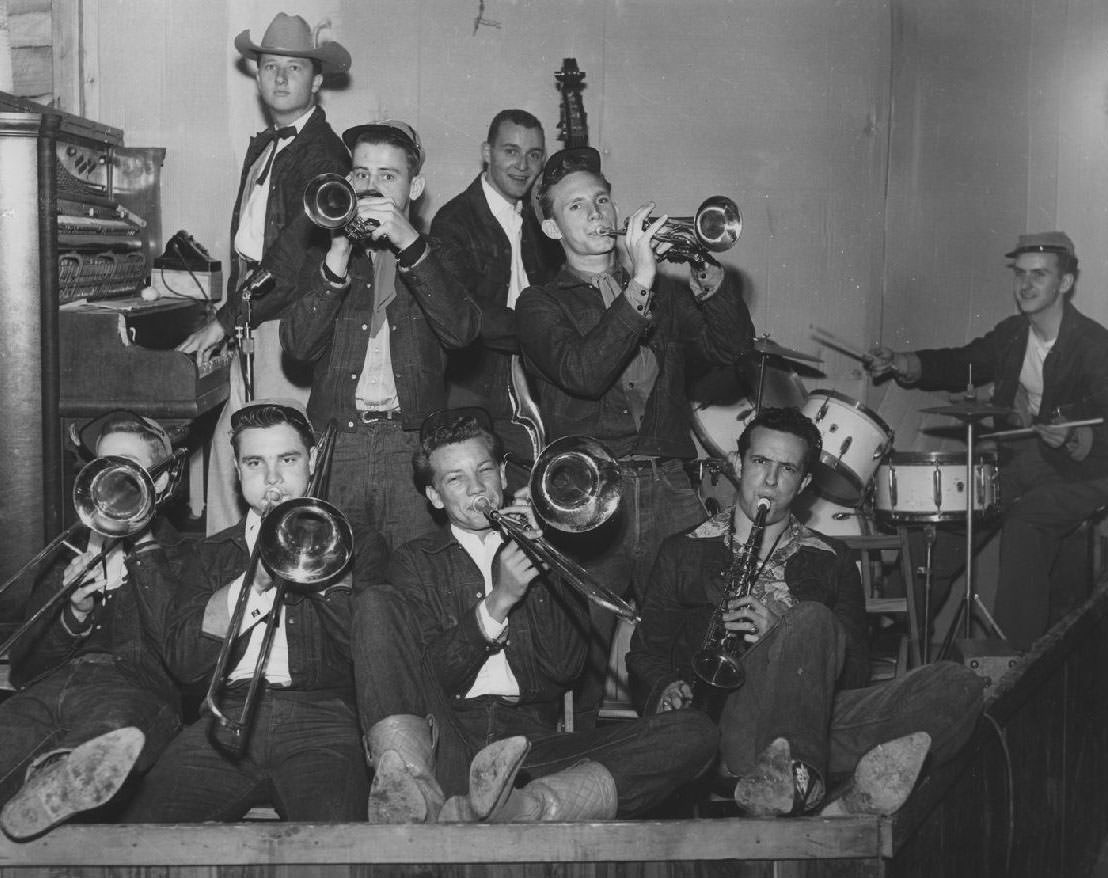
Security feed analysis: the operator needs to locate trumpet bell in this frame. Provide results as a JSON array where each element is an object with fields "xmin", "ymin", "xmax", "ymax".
[
  {"xmin": 257, "ymin": 496, "xmax": 353, "ymax": 589},
  {"xmin": 73, "ymin": 456, "xmax": 156, "ymax": 537},
  {"xmin": 694, "ymin": 196, "xmax": 742, "ymax": 253},
  {"xmin": 531, "ymin": 436, "xmax": 621, "ymax": 533},
  {"xmin": 303, "ymin": 172, "xmax": 357, "ymax": 230}
]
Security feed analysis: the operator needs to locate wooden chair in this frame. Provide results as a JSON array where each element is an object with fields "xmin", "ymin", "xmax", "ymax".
[{"xmin": 839, "ymin": 530, "xmax": 923, "ymax": 678}]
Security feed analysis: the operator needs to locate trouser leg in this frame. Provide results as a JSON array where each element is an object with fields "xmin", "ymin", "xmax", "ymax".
[{"xmin": 718, "ymin": 602, "xmax": 844, "ymax": 780}]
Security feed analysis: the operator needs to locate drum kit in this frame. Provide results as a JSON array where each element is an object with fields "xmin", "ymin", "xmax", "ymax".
[{"xmin": 690, "ymin": 331, "xmax": 1038, "ymax": 663}]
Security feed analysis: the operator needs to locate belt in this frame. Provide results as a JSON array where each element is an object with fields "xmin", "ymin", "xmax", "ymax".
[{"xmin": 357, "ymin": 409, "xmax": 401, "ymax": 423}]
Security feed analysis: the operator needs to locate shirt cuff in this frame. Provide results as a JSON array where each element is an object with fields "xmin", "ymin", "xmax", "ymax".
[
  {"xmin": 396, "ymin": 235, "xmax": 428, "ymax": 270},
  {"xmin": 476, "ymin": 599, "xmax": 509, "ymax": 643},
  {"xmin": 320, "ymin": 261, "xmax": 350, "ymax": 289},
  {"xmin": 61, "ymin": 603, "xmax": 94, "ymax": 638},
  {"xmin": 622, "ymin": 278, "xmax": 654, "ymax": 316}
]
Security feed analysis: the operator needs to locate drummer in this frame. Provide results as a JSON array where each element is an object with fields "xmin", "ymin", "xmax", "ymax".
[{"xmin": 867, "ymin": 231, "xmax": 1108, "ymax": 652}]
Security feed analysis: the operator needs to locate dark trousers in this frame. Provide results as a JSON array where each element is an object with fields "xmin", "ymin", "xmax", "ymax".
[
  {"xmin": 559, "ymin": 460, "xmax": 707, "ymax": 723},
  {"xmin": 330, "ymin": 421, "xmax": 437, "ymax": 551},
  {"xmin": 122, "ymin": 689, "xmax": 367, "ymax": 822},
  {"xmin": 0, "ymin": 656, "xmax": 179, "ymax": 806},
  {"xmin": 718, "ymin": 603, "xmax": 985, "ymax": 782},
  {"xmin": 353, "ymin": 587, "xmax": 718, "ymax": 817}
]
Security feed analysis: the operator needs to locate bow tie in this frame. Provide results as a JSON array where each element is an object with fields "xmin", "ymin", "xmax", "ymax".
[{"xmin": 255, "ymin": 126, "xmax": 298, "ymax": 186}]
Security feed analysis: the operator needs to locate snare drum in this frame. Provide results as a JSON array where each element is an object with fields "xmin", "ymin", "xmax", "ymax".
[
  {"xmin": 801, "ymin": 390, "xmax": 894, "ymax": 505},
  {"xmin": 875, "ymin": 451, "xmax": 999, "ymax": 523}
]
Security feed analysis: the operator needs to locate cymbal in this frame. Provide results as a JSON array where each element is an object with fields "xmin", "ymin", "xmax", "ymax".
[
  {"xmin": 751, "ymin": 337, "xmax": 823, "ymax": 365},
  {"xmin": 920, "ymin": 400, "xmax": 1015, "ymax": 419}
]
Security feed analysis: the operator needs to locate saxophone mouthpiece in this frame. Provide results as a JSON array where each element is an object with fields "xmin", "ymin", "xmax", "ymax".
[{"xmin": 755, "ymin": 497, "xmax": 772, "ymax": 513}]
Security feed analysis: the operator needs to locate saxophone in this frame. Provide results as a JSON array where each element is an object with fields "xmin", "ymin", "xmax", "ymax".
[{"xmin": 692, "ymin": 498, "xmax": 771, "ymax": 692}]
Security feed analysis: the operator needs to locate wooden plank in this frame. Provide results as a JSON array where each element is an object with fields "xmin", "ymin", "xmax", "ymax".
[
  {"xmin": 10, "ymin": 44, "xmax": 49, "ymax": 96},
  {"xmin": 0, "ymin": 819, "xmax": 883, "ymax": 867},
  {"xmin": 8, "ymin": 10, "xmax": 48, "ymax": 46}
]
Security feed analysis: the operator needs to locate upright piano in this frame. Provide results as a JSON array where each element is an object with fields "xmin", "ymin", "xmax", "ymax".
[{"xmin": 0, "ymin": 90, "xmax": 230, "ymax": 607}]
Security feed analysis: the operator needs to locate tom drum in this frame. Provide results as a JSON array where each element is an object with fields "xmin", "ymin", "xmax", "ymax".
[{"xmin": 801, "ymin": 390, "xmax": 894, "ymax": 506}]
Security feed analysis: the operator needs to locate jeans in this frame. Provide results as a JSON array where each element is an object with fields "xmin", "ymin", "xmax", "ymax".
[
  {"xmin": 0, "ymin": 656, "xmax": 180, "ymax": 806},
  {"xmin": 122, "ymin": 689, "xmax": 367, "ymax": 822},
  {"xmin": 555, "ymin": 460, "xmax": 706, "ymax": 723},
  {"xmin": 353, "ymin": 587, "xmax": 718, "ymax": 817},
  {"xmin": 330, "ymin": 420, "xmax": 438, "ymax": 551},
  {"xmin": 718, "ymin": 603, "xmax": 985, "ymax": 783}
]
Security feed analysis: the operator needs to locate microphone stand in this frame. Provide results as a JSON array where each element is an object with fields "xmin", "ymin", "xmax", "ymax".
[{"xmin": 234, "ymin": 266, "xmax": 275, "ymax": 403}]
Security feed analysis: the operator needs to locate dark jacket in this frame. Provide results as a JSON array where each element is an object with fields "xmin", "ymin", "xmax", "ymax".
[
  {"xmin": 10, "ymin": 518, "xmax": 187, "ymax": 709},
  {"xmin": 163, "ymin": 519, "xmax": 386, "ymax": 696},
  {"xmin": 915, "ymin": 301, "xmax": 1108, "ymax": 478},
  {"xmin": 280, "ymin": 246, "xmax": 482, "ymax": 433},
  {"xmin": 626, "ymin": 520, "xmax": 869, "ymax": 715},
  {"xmin": 516, "ymin": 266, "xmax": 753, "ymax": 459},
  {"xmin": 430, "ymin": 175, "xmax": 562, "ymax": 426},
  {"xmin": 387, "ymin": 526, "xmax": 590, "ymax": 722},
  {"xmin": 216, "ymin": 106, "xmax": 350, "ymax": 335}
]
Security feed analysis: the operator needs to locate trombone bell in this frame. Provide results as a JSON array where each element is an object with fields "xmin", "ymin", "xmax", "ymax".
[
  {"xmin": 531, "ymin": 436, "xmax": 622, "ymax": 533},
  {"xmin": 73, "ymin": 456, "xmax": 157, "ymax": 537},
  {"xmin": 256, "ymin": 497, "xmax": 353, "ymax": 589}
]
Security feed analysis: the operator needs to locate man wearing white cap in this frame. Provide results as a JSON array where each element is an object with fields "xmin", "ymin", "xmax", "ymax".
[
  {"xmin": 177, "ymin": 12, "xmax": 352, "ymax": 536},
  {"xmin": 868, "ymin": 232, "xmax": 1108, "ymax": 650}
]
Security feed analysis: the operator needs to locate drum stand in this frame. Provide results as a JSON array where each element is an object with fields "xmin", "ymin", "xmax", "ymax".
[{"xmin": 934, "ymin": 410, "xmax": 1008, "ymax": 660}]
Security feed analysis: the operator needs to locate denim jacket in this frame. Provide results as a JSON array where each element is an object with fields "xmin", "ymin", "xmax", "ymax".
[
  {"xmin": 915, "ymin": 302, "xmax": 1108, "ymax": 478},
  {"xmin": 431, "ymin": 175, "xmax": 562, "ymax": 423},
  {"xmin": 626, "ymin": 517, "xmax": 869, "ymax": 716},
  {"xmin": 10, "ymin": 518, "xmax": 187, "ymax": 708},
  {"xmin": 516, "ymin": 266, "xmax": 753, "ymax": 459},
  {"xmin": 280, "ymin": 246, "xmax": 482, "ymax": 433},
  {"xmin": 163, "ymin": 520, "xmax": 380, "ymax": 697},
  {"xmin": 387, "ymin": 527, "xmax": 590, "ymax": 721}
]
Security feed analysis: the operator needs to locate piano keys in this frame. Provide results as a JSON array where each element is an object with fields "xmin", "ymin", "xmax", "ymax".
[{"xmin": 59, "ymin": 299, "xmax": 232, "ymax": 419}]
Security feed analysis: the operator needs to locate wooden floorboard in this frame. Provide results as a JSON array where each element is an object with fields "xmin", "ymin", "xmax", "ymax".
[{"xmin": 0, "ymin": 818, "xmax": 885, "ymax": 868}]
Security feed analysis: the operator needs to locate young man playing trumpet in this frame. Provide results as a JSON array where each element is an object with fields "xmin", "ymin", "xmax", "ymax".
[
  {"xmin": 515, "ymin": 147, "xmax": 754, "ymax": 727},
  {"xmin": 627, "ymin": 407, "xmax": 985, "ymax": 817},
  {"xmin": 281, "ymin": 121, "xmax": 482, "ymax": 550},
  {"xmin": 124, "ymin": 400, "xmax": 387, "ymax": 823},
  {"xmin": 352, "ymin": 409, "xmax": 718, "ymax": 824},
  {"xmin": 0, "ymin": 412, "xmax": 185, "ymax": 839}
]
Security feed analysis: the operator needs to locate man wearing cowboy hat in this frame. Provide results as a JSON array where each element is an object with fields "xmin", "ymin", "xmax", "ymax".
[{"xmin": 176, "ymin": 12, "xmax": 352, "ymax": 537}]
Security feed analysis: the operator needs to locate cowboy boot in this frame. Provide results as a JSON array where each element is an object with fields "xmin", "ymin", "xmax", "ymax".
[
  {"xmin": 1, "ymin": 727, "xmax": 145, "ymax": 840},
  {"xmin": 439, "ymin": 735, "xmax": 530, "ymax": 823},
  {"xmin": 489, "ymin": 759, "xmax": 619, "ymax": 822},
  {"xmin": 365, "ymin": 715, "xmax": 444, "ymax": 823},
  {"xmin": 732, "ymin": 737, "xmax": 825, "ymax": 817},
  {"xmin": 820, "ymin": 732, "xmax": 931, "ymax": 817}
]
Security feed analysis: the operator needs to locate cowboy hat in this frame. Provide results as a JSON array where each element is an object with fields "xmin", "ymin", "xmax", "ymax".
[{"xmin": 234, "ymin": 12, "xmax": 351, "ymax": 76}]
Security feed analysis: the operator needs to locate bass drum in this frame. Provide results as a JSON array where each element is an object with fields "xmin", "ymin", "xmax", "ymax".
[{"xmin": 792, "ymin": 491, "xmax": 873, "ymax": 538}]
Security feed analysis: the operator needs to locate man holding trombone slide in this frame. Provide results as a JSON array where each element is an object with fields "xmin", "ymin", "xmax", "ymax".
[
  {"xmin": 0, "ymin": 412, "xmax": 186, "ymax": 840},
  {"xmin": 124, "ymin": 400, "xmax": 386, "ymax": 824}
]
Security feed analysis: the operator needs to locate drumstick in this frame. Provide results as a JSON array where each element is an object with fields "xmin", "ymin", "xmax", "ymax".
[
  {"xmin": 810, "ymin": 327, "xmax": 872, "ymax": 364},
  {"xmin": 979, "ymin": 417, "xmax": 1104, "ymax": 440}
]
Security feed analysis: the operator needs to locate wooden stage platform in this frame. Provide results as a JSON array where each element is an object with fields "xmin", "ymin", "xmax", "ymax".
[{"xmin": 1, "ymin": 579, "xmax": 1106, "ymax": 878}]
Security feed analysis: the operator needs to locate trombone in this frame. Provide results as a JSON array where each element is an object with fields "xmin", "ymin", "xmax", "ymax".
[
  {"xmin": 495, "ymin": 358, "xmax": 640, "ymax": 624},
  {"xmin": 0, "ymin": 449, "xmax": 188, "ymax": 660},
  {"xmin": 203, "ymin": 422, "xmax": 353, "ymax": 751},
  {"xmin": 600, "ymin": 195, "xmax": 742, "ymax": 267}
]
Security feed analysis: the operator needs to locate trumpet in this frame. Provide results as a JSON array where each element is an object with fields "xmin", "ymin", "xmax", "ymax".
[
  {"xmin": 476, "ymin": 436, "xmax": 639, "ymax": 624},
  {"xmin": 692, "ymin": 498, "xmax": 771, "ymax": 692},
  {"xmin": 600, "ymin": 195, "xmax": 742, "ymax": 267},
  {"xmin": 303, "ymin": 173, "xmax": 381, "ymax": 241},
  {"xmin": 204, "ymin": 422, "xmax": 353, "ymax": 751},
  {"xmin": 0, "ymin": 449, "xmax": 188, "ymax": 659}
]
